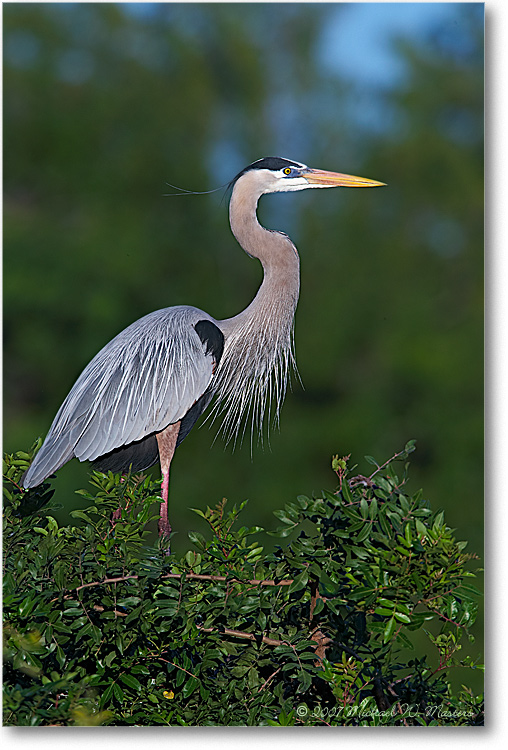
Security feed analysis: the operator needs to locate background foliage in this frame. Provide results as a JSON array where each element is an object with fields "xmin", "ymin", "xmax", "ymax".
[
  {"xmin": 3, "ymin": 1, "xmax": 483, "ymax": 688},
  {"xmin": 4, "ymin": 443, "xmax": 483, "ymax": 726}
]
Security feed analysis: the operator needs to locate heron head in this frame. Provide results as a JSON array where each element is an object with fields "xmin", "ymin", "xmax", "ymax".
[{"xmin": 231, "ymin": 156, "xmax": 385, "ymax": 195}]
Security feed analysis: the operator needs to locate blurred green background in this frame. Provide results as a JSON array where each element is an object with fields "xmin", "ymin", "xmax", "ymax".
[{"xmin": 4, "ymin": 1, "xmax": 483, "ymax": 670}]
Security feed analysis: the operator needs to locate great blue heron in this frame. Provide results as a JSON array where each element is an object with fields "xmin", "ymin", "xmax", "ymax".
[{"xmin": 22, "ymin": 157, "xmax": 384, "ymax": 539}]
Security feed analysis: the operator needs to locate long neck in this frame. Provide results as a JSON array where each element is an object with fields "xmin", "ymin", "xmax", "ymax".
[
  {"xmin": 212, "ymin": 173, "xmax": 301, "ymax": 445},
  {"xmin": 221, "ymin": 174, "xmax": 300, "ymax": 333}
]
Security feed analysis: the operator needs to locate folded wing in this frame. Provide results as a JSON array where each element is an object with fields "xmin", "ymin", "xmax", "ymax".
[{"xmin": 23, "ymin": 306, "xmax": 223, "ymax": 488}]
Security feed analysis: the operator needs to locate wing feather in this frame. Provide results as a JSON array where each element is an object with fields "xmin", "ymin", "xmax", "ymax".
[{"xmin": 23, "ymin": 307, "xmax": 221, "ymax": 488}]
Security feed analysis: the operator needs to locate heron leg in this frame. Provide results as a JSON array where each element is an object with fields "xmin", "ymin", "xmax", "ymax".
[
  {"xmin": 159, "ymin": 469, "xmax": 171, "ymax": 538},
  {"xmin": 156, "ymin": 421, "xmax": 181, "ymax": 548}
]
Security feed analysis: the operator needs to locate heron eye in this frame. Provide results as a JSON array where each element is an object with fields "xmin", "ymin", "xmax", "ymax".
[{"xmin": 283, "ymin": 167, "xmax": 292, "ymax": 176}]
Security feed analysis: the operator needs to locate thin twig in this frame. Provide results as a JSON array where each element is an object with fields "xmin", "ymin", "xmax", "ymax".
[
  {"xmin": 74, "ymin": 571, "xmax": 294, "ymax": 593},
  {"xmin": 156, "ymin": 656, "xmax": 200, "ymax": 681},
  {"xmin": 197, "ymin": 625, "xmax": 284, "ymax": 647},
  {"xmin": 256, "ymin": 666, "xmax": 282, "ymax": 693},
  {"xmin": 92, "ymin": 604, "xmax": 127, "ymax": 617},
  {"xmin": 367, "ymin": 447, "xmax": 410, "ymax": 481},
  {"xmin": 309, "ymin": 579, "xmax": 318, "ymax": 624}
]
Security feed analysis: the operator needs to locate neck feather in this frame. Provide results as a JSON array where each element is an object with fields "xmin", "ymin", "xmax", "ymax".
[{"xmin": 211, "ymin": 172, "xmax": 301, "ymax": 445}]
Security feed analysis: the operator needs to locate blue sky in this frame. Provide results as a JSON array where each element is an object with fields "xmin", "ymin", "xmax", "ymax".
[{"xmin": 319, "ymin": 2, "xmax": 475, "ymax": 86}]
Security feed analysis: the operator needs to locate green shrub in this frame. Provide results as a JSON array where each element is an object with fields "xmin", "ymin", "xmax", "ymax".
[{"xmin": 3, "ymin": 441, "xmax": 483, "ymax": 726}]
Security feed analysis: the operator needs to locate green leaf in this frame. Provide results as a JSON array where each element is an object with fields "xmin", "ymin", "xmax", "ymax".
[
  {"xmin": 248, "ymin": 667, "xmax": 260, "ymax": 690},
  {"xmin": 404, "ymin": 523, "xmax": 413, "ymax": 547},
  {"xmin": 131, "ymin": 664, "xmax": 150, "ymax": 675},
  {"xmin": 415, "ymin": 519, "xmax": 427, "ymax": 537},
  {"xmin": 374, "ymin": 607, "xmax": 395, "ymax": 617},
  {"xmin": 188, "ymin": 507, "xmax": 207, "ymax": 519},
  {"xmin": 18, "ymin": 596, "xmax": 36, "ymax": 617},
  {"xmin": 454, "ymin": 584, "xmax": 482, "ymax": 600},
  {"xmin": 120, "ymin": 673, "xmax": 142, "ymax": 692},
  {"xmin": 297, "ymin": 669, "xmax": 312, "ymax": 693},
  {"xmin": 273, "ymin": 510, "xmax": 297, "ymax": 526},
  {"xmin": 69, "ymin": 510, "xmax": 93, "ymax": 523},
  {"xmin": 404, "ymin": 439, "xmax": 417, "ymax": 455},
  {"xmin": 433, "ymin": 511, "xmax": 445, "ymax": 531},
  {"xmin": 399, "ymin": 495, "xmax": 410, "ymax": 515},
  {"xmin": 355, "ymin": 523, "xmax": 371, "ymax": 543},
  {"xmin": 394, "ymin": 611, "xmax": 411, "ymax": 624},
  {"xmin": 395, "ymin": 630, "xmax": 414, "ymax": 650},
  {"xmin": 267, "ymin": 525, "xmax": 296, "ymax": 537},
  {"xmin": 101, "ymin": 683, "xmax": 115, "ymax": 707},
  {"xmin": 231, "ymin": 665, "xmax": 250, "ymax": 678},
  {"xmin": 113, "ymin": 682, "xmax": 125, "ymax": 702},
  {"xmin": 257, "ymin": 611, "xmax": 267, "ymax": 630},
  {"xmin": 185, "ymin": 550, "xmax": 196, "ymax": 567},
  {"xmin": 297, "ymin": 495, "xmax": 311, "ymax": 508},
  {"xmin": 288, "ymin": 570, "xmax": 309, "ymax": 594},
  {"xmin": 348, "ymin": 586, "xmax": 374, "ymax": 603},
  {"xmin": 383, "ymin": 617, "xmax": 397, "ymax": 643},
  {"xmin": 181, "ymin": 676, "xmax": 199, "ymax": 699},
  {"xmin": 341, "ymin": 479, "xmax": 353, "ymax": 504},
  {"xmin": 188, "ymin": 530, "xmax": 206, "ymax": 549},
  {"xmin": 104, "ymin": 651, "xmax": 116, "ymax": 667}
]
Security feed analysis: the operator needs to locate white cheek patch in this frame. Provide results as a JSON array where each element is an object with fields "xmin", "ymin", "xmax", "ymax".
[{"xmin": 270, "ymin": 175, "xmax": 311, "ymax": 193}]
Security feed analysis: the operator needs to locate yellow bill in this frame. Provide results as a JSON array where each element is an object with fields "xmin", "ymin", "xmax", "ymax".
[{"xmin": 303, "ymin": 168, "xmax": 386, "ymax": 188}]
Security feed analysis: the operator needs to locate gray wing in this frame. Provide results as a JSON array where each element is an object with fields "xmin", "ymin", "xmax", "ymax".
[{"xmin": 23, "ymin": 306, "xmax": 222, "ymax": 488}]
